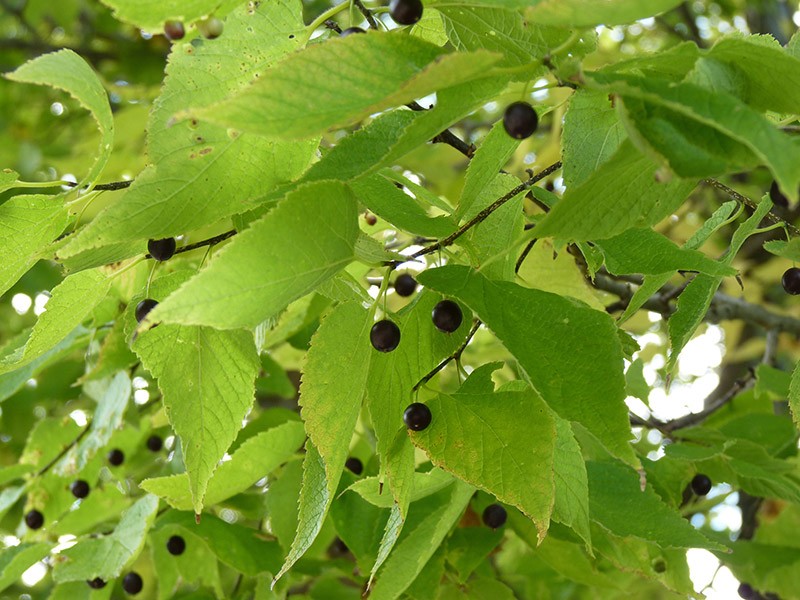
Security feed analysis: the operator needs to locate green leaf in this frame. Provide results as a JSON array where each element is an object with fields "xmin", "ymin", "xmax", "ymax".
[
  {"xmin": 436, "ymin": 4, "xmax": 564, "ymax": 74},
  {"xmin": 755, "ymin": 364, "xmax": 791, "ymax": 401},
  {"xmin": 55, "ymin": 372, "xmax": 131, "ymax": 475},
  {"xmin": 704, "ymin": 34, "xmax": 800, "ymax": 115},
  {"xmin": 369, "ymin": 481, "xmax": 474, "ymax": 600},
  {"xmin": 150, "ymin": 181, "xmax": 358, "ymax": 329},
  {"xmin": 99, "ymin": 0, "xmax": 225, "ymax": 30},
  {"xmin": 591, "ymin": 72, "xmax": 800, "ymax": 199},
  {"xmin": 790, "ymin": 360, "xmax": 800, "ymax": 431},
  {"xmin": 533, "ymin": 140, "xmax": 696, "ymax": 241},
  {"xmin": 5, "ymin": 49, "xmax": 113, "ymax": 188},
  {"xmin": 140, "ymin": 421, "xmax": 305, "ymax": 510},
  {"xmin": 59, "ymin": 1, "xmax": 316, "ymax": 256},
  {"xmin": 0, "ymin": 195, "xmax": 68, "ymax": 299},
  {"xmin": 457, "ymin": 120, "xmax": 520, "ymax": 219},
  {"xmin": 350, "ymin": 174, "xmax": 456, "ymax": 238},
  {"xmin": 196, "ymin": 33, "xmax": 502, "ymax": 139},
  {"xmin": 150, "ymin": 523, "xmax": 223, "ymax": 598},
  {"xmin": 135, "ymin": 285, "xmax": 261, "ymax": 513},
  {"xmin": 411, "ymin": 388, "xmax": 556, "ymax": 540},
  {"xmin": 0, "ymin": 268, "xmax": 112, "ymax": 374},
  {"xmin": 157, "ymin": 512, "xmax": 282, "ymax": 576},
  {"xmin": 0, "ymin": 542, "xmax": 52, "ymax": 593},
  {"xmin": 526, "ymin": 0, "xmax": 684, "ymax": 27},
  {"xmin": 275, "ymin": 441, "xmax": 328, "ymax": 582},
  {"xmin": 287, "ymin": 302, "xmax": 372, "ymax": 560},
  {"xmin": 53, "ymin": 495, "xmax": 159, "ymax": 582},
  {"xmin": 418, "ymin": 266, "xmax": 638, "ymax": 467},
  {"xmin": 0, "ymin": 328, "xmax": 88, "ymax": 404},
  {"xmin": 552, "ymin": 418, "xmax": 592, "ymax": 550},
  {"xmin": 347, "ymin": 469, "xmax": 455, "ymax": 509},
  {"xmin": 562, "ymin": 90, "xmax": 627, "ymax": 188},
  {"xmin": 618, "ymin": 200, "xmax": 737, "ymax": 324},
  {"xmin": 587, "ymin": 461, "xmax": 724, "ymax": 551},
  {"xmin": 764, "ymin": 237, "xmax": 800, "ymax": 262},
  {"xmin": 595, "ymin": 228, "xmax": 735, "ymax": 277},
  {"xmin": 668, "ymin": 197, "xmax": 772, "ymax": 370}
]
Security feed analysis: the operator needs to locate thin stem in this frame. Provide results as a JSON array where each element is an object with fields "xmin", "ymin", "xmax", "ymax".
[
  {"xmin": 515, "ymin": 239, "xmax": 538, "ymax": 273},
  {"xmin": 353, "ymin": 0, "xmax": 379, "ymax": 29},
  {"xmin": 412, "ymin": 320, "xmax": 481, "ymax": 392},
  {"xmin": 304, "ymin": 2, "xmax": 351, "ymax": 41},
  {"xmin": 412, "ymin": 161, "xmax": 562, "ymax": 258}
]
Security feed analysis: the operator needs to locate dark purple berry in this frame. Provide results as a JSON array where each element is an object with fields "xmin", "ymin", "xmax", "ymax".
[
  {"xmin": 345, "ymin": 457, "xmax": 363, "ymax": 475},
  {"xmin": 738, "ymin": 583, "xmax": 755, "ymax": 599},
  {"xmin": 163, "ymin": 20, "xmax": 185, "ymax": 41},
  {"xmin": 370, "ymin": 320, "xmax": 400, "ymax": 352},
  {"xmin": 389, "ymin": 0, "xmax": 423, "ymax": 25},
  {"xmin": 87, "ymin": 577, "xmax": 106, "ymax": 589},
  {"xmin": 482, "ymin": 504, "xmax": 507, "ymax": 529},
  {"xmin": 107, "ymin": 448, "xmax": 125, "ymax": 466},
  {"xmin": 70, "ymin": 480, "xmax": 90, "ymax": 499},
  {"xmin": 769, "ymin": 181, "xmax": 789, "ymax": 208},
  {"xmin": 135, "ymin": 299, "xmax": 158, "ymax": 323},
  {"xmin": 394, "ymin": 274, "xmax": 417, "ymax": 297},
  {"xmin": 122, "ymin": 572, "xmax": 143, "ymax": 595},
  {"xmin": 364, "ymin": 212, "xmax": 377, "ymax": 225},
  {"xmin": 167, "ymin": 535, "xmax": 186, "ymax": 555},
  {"xmin": 432, "ymin": 300, "xmax": 462, "ymax": 333},
  {"xmin": 782, "ymin": 267, "xmax": 800, "ymax": 295},
  {"xmin": 403, "ymin": 402, "xmax": 431, "ymax": 431},
  {"xmin": 24, "ymin": 509, "xmax": 44, "ymax": 530},
  {"xmin": 503, "ymin": 102, "xmax": 538, "ymax": 139},
  {"xmin": 691, "ymin": 474, "xmax": 712, "ymax": 496},
  {"xmin": 147, "ymin": 238, "xmax": 177, "ymax": 261},
  {"xmin": 341, "ymin": 27, "xmax": 366, "ymax": 36},
  {"xmin": 146, "ymin": 435, "xmax": 163, "ymax": 452}
]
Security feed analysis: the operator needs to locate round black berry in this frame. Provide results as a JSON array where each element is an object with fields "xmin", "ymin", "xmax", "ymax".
[
  {"xmin": 389, "ymin": 0, "xmax": 423, "ymax": 25},
  {"xmin": 738, "ymin": 583, "xmax": 755, "ymax": 599},
  {"xmin": 432, "ymin": 300, "xmax": 462, "ymax": 333},
  {"xmin": 394, "ymin": 274, "xmax": 417, "ymax": 297},
  {"xmin": 107, "ymin": 448, "xmax": 125, "ymax": 466},
  {"xmin": 691, "ymin": 473, "xmax": 712, "ymax": 496},
  {"xmin": 769, "ymin": 181, "xmax": 789, "ymax": 208},
  {"xmin": 345, "ymin": 457, "xmax": 363, "ymax": 475},
  {"xmin": 135, "ymin": 299, "xmax": 158, "ymax": 323},
  {"xmin": 200, "ymin": 17, "xmax": 224, "ymax": 39},
  {"xmin": 403, "ymin": 402, "xmax": 432, "ymax": 431},
  {"xmin": 163, "ymin": 20, "xmax": 185, "ymax": 41},
  {"xmin": 503, "ymin": 102, "xmax": 538, "ymax": 139},
  {"xmin": 782, "ymin": 267, "xmax": 800, "ymax": 295},
  {"xmin": 341, "ymin": 27, "xmax": 366, "ymax": 36},
  {"xmin": 87, "ymin": 577, "xmax": 106, "ymax": 589},
  {"xmin": 70, "ymin": 480, "xmax": 90, "ymax": 499},
  {"xmin": 167, "ymin": 535, "xmax": 186, "ymax": 555},
  {"xmin": 24, "ymin": 509, "xmax": 44, "ymax": 530},
  {"xmin": 147, "ymin": 238, "xmax": 177, "ymax": 261},
  {"xmin": 146, "ymin": 435, "xmax": 163, "ymax": 452},
  {"xmin": 482, "ymin": 504, "xmax": 507, "ymax": 529},
  {"xmin": 370, "ymin": 319, "xmax": 401, "ymax": 352},
  {"xmin": 122, "ymin": 572, "xmax": 143, "ymax": 595}
]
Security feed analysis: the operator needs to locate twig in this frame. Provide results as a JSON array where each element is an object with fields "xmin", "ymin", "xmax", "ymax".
[
  {"xmin": 515, "ymin": 239, "xmax": 537, "ymax": 273},
  {"xmin": 324, "ymin": 19, "xmax": 343, "ymax": 34},
  {"xmin": 142, "ymin": 230, "xmax": 236, "ymax": 260},
  {"xmin": 64, "ymin": 179, "xmax": 133, "ymax": 192},
  {"xmin": 352, "ymin": 0, "xmax": 380, "ymax": 30},
  {"xmin": 704, "ymin": 178, "xmax": 800, "ymax": 237},
  {"xmin": 412, "ymin": 320, "xmax": 481, "ymax": 392},
  {"xmin": 35, "ymin": 424, "xmax": 92, "ymax": 476},
  {"xmin": 413, "ymin": 161, "xmax": 562, "ymax": 258},
  {"xmin": 592, "ymin": 272, "xmax": 800, "ymax": 336},
  {"xmin": 407, "ymin": 101, "xmax": 475, "ymax": 158}
]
